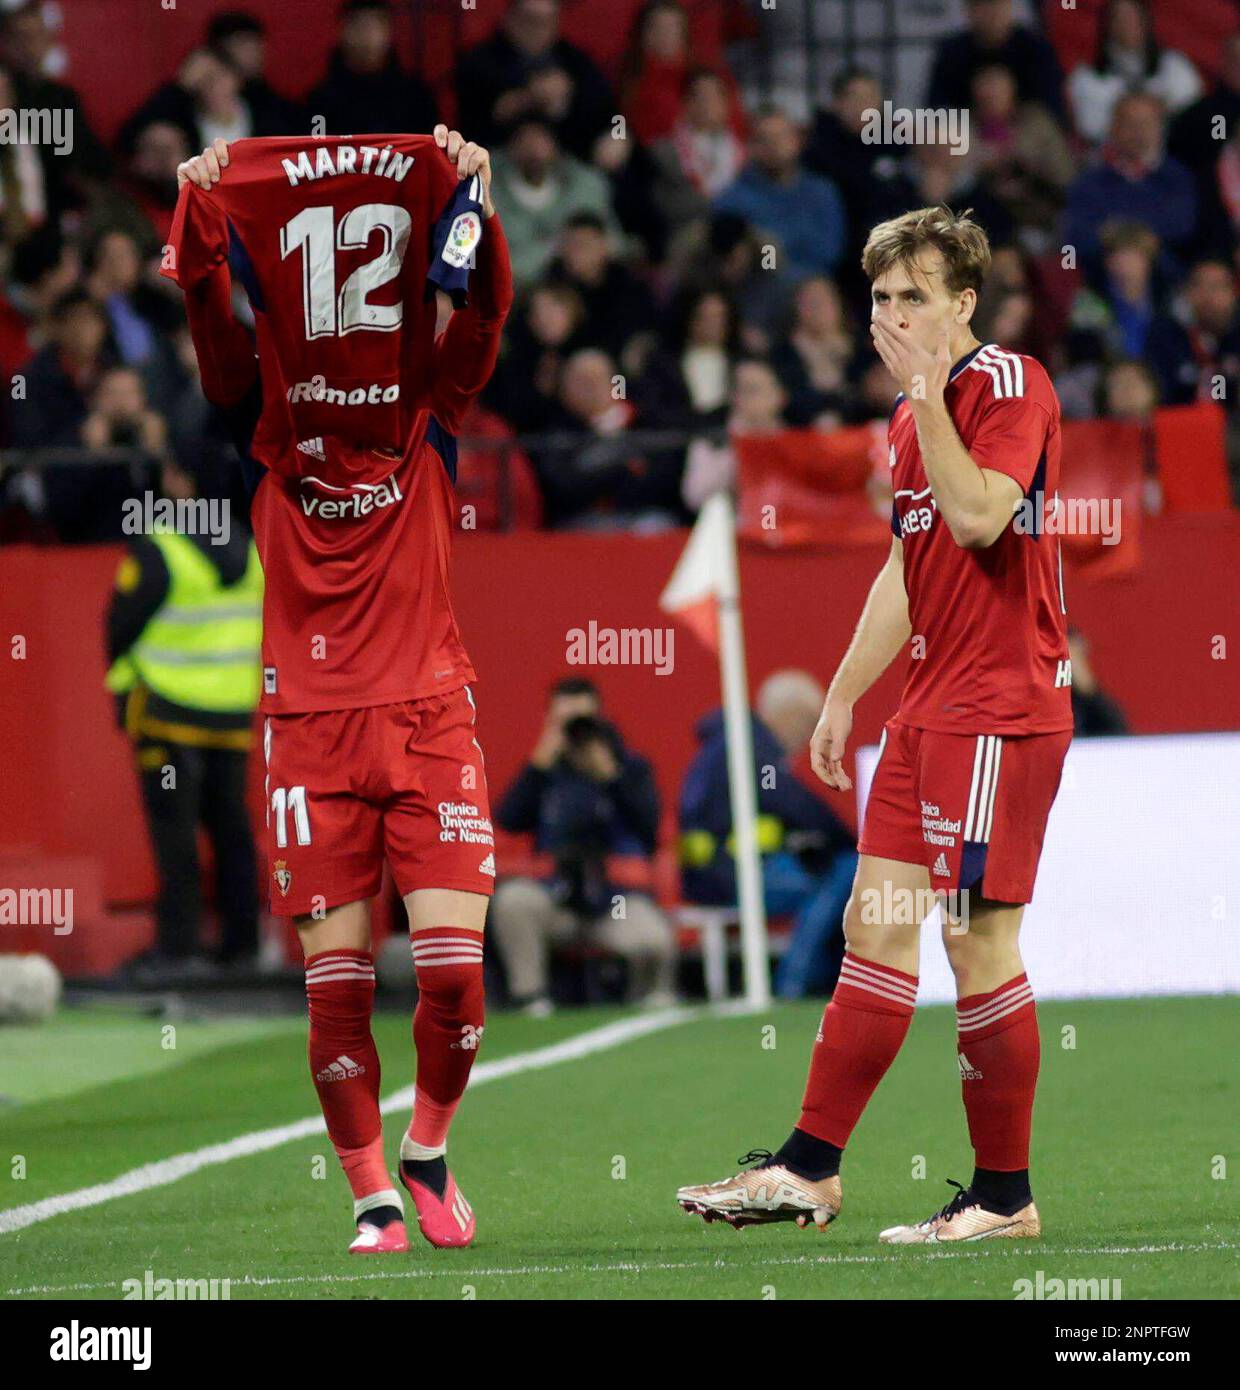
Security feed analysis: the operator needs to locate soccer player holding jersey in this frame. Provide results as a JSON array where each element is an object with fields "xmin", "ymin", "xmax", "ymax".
[
  {"xmin": 678, "ymin": 207, "xmax": 1072, "ymax": 1243},
  {"xmin": 169, "ymin": 128, "xmax": 512, "ymax": 1253}
]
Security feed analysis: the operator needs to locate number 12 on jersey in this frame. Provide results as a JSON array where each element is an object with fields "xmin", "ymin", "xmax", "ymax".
[{"xmin": 280, "ymin": 203, "xmax": 412, "ymax": 340}]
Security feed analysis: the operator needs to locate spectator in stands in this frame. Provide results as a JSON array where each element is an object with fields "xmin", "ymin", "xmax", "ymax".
[
  {"xmin": 714, "ymin": 107, "xmax": 847, "ymax": 282},
  {"xmin": 487, "ymin": 282, "xmax": 587, "ymax": 432},
  {"xmin": 0, "ymin": 2, "xmax": 110, "ymax": 199},
  {"xmin": 121, "ymin": 47, "xmax": 255, "ymax": 157},
  {"xmin": 1145, "ymin": 258, "xmax": 1240, "ymax": 406},
  {"xmin": 14, "ymin": 357, "xmax": 166, "ymax": 545},
  {"xmin": 164, "ymin": 325, "xmax": 253, "ymax": 523},
  {"xmin": 83, "ymin": 229, "xmax": 164, "ymax": 368},
  {"xmin": 769, "ymin": 275, "xmax": 855, "ymax": 427},
  {"xmin": 305, "ymin": 0, "xmax": 436, "ymax": 137},
  {"xmin": 681, "ymin": 356, "xmax": 788, "ymax": 517},
  {"xmin": 489, "ymin": 120, "xmax": 621, "ymax": 285},
  {"xmin": 977, "ymin": 284, "xmax": 1037, "ymax": 355},
  {"xmin": 619, "ymin": 0, "xmax": 745, "ymax": 148},
  {"xmin": 207, "ymin": 11, "xmax": 303, "ymax": 136},
  {"xmin": 679, "ymin": 669, "xmax": 856, "ymax": 999},
  {"xmin": 1, "ymin": 231, "xmax": 76, "ymax": 357},
  {"xmin": 11, "ymin": 290, "xmax": 113, "ymax": 450},
  {"xmin": 649, "ymin": 68, "xmax": 747, "ymax": 241},
  {"xmin": 1067, "ymin": 0, "xmax": 1202, "ymax": 148},
  {"xmin": 119, "ymin": 121, "xmax": 191, "ymax": 246},
  {"xmin": 904, "ymin": 140, "xmax": 1015, "ymax": 250},
  {"xmin": 925, "ymin": 0, "xmax": 1065, "ymax": 120},
  {"xmin": 455, "ymin": 0, "xmax": 614, "ymax": 162},
  {"xmin": 545, "ymin": 211, "xmax": 658, "ymax": 369},
  {"xmin": 968, "ymin": 62, "xmax": 1077, "ymax": 248},
  {"xmin": 1169, "ymin": 31, "xmax": 1240, "ymax": 256},
  {"xmin": 636, "ymin": 286, "xmax": 738, "ymax": 431},
  {"xmin": 1212, "ymin": 122, "xmax": 1240, "ymax": 256},
  {"xmin": 803, "ymin": 67, "xmax": 919, "ymax": 312},
  {"xmin": 1062, "ymin": 92, "xmax": 1197, "ymax": 280},
  {"xmin": 1067, "ymin": 627, "xmax": 1131, "ymax": 736},
  {"xmin": 679, "ymin": 212, "xmax": 795, "ymax": 354},
  {"xmin": 532, "ymin": 347, "xmax": 685, "ymax": 530},
  {"xmin": 491, "ymin": 677, "xmax": 676, "ymax": 1014},
  {"xmin": 0, "ymin": 63, "xmax": 53, "ymax": 245},
  {"xmin": 1100, "ymin": 356, "xmax": 1160, "ymax": 425},
  {"xmin": 1068, "ymin": 219, "xmax": 1163, "ymax": 362},
  {"xmin": 81, "ymin": 365, "xmax": 168, "ymax": 462}
]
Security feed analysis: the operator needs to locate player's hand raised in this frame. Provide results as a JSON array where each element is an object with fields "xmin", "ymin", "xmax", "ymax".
[
  {"xmin": 176, "ymin": 138, "xmax": 230, "ymax": 191},
  {"xmin": 433, "ymin": 124, "xmax": 495, "ymax": 218},
  {"xmin": 871, "ymin": 318, "xmax": 951, "ymax": 405},
  {"xmin": 810, "ymin": 696, "xmax": 853, "ymax": 792}
]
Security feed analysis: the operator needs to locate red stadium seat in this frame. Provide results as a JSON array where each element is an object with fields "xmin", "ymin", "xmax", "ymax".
[
  {"xmin": 454, "ymin": 404, "xmax": 544, "ymax": 531},
  {"xmin": 1152, "ymin": 403, "xmax": 1232, "ymax": 513},
  {"xmin": 736, "ymin": 424, "xmax": 890, "ymax": 547},
  {"xmin": 1058, "ymin": 419, "xmax": 1144, "ymax": 577}
]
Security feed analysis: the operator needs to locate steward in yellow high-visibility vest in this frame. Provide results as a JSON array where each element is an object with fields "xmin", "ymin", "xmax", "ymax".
[
  {"xmin": 105, "ymin": 517, "xmax": 263, "ymax": 971},
  {"xmin": 106, "ymin": 527, "xmax": 262, "ymax": 747}
]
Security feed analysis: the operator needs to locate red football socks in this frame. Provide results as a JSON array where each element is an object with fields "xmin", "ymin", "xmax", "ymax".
[
  {"xmin": 798, "ymin": 952, "xmax": 918, "ymax": 1148},
  {"xmin": 304, "ymin": 949, "xmax": 388, "ymax": 1201},
  {"xmin": 407, "ymin": 928, "xmax": 486, "ymax": 1153},
  {"xmin": 956, "ymin": 973, "xmax": 1040, "ymax": 1171}
]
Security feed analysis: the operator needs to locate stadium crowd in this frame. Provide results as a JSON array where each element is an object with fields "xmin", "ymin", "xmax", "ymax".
[{"xmin": 1, "ymin": 0, "xmax": 1240, "ymax": 542}]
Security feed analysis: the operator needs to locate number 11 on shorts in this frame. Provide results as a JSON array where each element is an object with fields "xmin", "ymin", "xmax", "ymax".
[{"xmin": 271, "ymin": 785, "xmax": 312, "ymax": 847}]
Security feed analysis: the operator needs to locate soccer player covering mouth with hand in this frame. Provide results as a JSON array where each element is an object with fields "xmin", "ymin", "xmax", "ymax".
[
  {"xmin": 169, "ymin": 126, "xmax": 512, "ymax": 1254},
  {"xmin": 677, "ymin": 206, "xmax": 1073, "ymax": 1244}
]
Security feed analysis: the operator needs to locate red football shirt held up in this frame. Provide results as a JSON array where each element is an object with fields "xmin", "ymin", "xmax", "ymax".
[{"xmin": 170, "ymin": 135, "xmax": 513, "ymax": 714}]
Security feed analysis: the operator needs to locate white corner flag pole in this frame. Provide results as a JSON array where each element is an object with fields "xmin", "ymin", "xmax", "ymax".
[
  {"xmin": 660, "ymin": 493, "xmax": 771, "ymax": 1008},
  {"xmin": 713, "ymin": 494, "xmax": 771, "ymax": 1010}
]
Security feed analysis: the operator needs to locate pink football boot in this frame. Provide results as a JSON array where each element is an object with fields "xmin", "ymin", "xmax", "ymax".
[
  {"xmin": 348, "ymin": 1218, "xmax": 410, "ymax": 1254},
  {"xmin": 399, "ymin": 1164, "xmax": 476, "ymax": 1248}
]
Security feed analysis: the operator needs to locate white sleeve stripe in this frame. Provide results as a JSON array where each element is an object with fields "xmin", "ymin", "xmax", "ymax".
[{"xmin": 974, "ymin": 346, "xmax": 1027, "ymax": 398}]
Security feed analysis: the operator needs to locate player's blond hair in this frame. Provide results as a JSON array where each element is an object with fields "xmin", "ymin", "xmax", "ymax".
[{"xmin": 861, "ymin": 206, "xmax": 992, "ymax": 296}]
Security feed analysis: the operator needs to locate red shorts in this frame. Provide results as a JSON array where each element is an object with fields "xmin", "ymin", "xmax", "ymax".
[
  {"xmin": 858, "ymin": 718, "xmax": 1071, "ymax": 904},
  {"xmin": 261, "ymin": 686, "xmax": 495, "ymax": 917}
]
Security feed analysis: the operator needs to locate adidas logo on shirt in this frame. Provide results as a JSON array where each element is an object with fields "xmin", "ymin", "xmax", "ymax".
[
  {"xmin": 315, "ymin": 1054, "xmax": 365, "ymax": 1083},
  {"xmin": 296, "ymin": 436, "xmax": 327, "ymax": 461},
  {"xmin": 478, "ymin": 852, "xmax": 496, "ymax": 877},
  {"xmin": 932, "ymin": 851, "xmax": 950, "ymax": 877}
]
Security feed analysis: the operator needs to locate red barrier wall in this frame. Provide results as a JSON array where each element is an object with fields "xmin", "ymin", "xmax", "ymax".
[{"xmin": 1, "ymin": 514, "xmax": 1237, "ymax": 920}]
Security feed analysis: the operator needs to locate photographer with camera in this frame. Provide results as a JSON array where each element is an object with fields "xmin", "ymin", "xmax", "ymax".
[{"xmin": 491, "ymin": 676, "xmax": 677, "ymax": 1014}]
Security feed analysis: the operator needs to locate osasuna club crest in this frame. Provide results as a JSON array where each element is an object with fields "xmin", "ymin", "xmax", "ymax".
[{"xmin": 273, "ymin": 859, "xmax": 292, "ymax": 896}]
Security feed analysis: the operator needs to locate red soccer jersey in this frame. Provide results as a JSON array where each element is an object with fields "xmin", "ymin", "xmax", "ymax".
[
  {"xmin": 164, "ymin": 134, "xmax": 482, "ymax": 469},
  {"xmin": 888, "ymin": 342, "xmax": 1073, "ymax": 736},
  {"xmin": 171, "ymin": 137, "xmax": 513, "ymax": 715}
]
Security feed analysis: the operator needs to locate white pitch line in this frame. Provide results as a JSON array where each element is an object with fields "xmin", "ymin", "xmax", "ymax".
[
  {"xmin": 6, "ymin": 1241, "xmax": 1233, "ymax": 1298},
  {"xmin": 0, "ymin": 1007, "xmax": 705, "ymax": 1236}
]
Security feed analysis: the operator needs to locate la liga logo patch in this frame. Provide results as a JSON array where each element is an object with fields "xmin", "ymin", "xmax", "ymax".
[{"xmin": 442, "ymin": 211, "xmax": 481, "ymax": 269}]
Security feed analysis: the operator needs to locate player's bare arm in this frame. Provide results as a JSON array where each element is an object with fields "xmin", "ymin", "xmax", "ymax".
[
  {"xmin": 872, "ymin": 317, "xmax": 1021, "ymax": 549},
  {"xmin": 810, "ymin": 535, "xmax": 910, "ymax": 792}
]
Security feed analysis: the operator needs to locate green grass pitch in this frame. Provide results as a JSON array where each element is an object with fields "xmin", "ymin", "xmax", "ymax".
[{"xmin": 1, "ymin": 996, "xmax": 1235, "ymax": 1300}]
